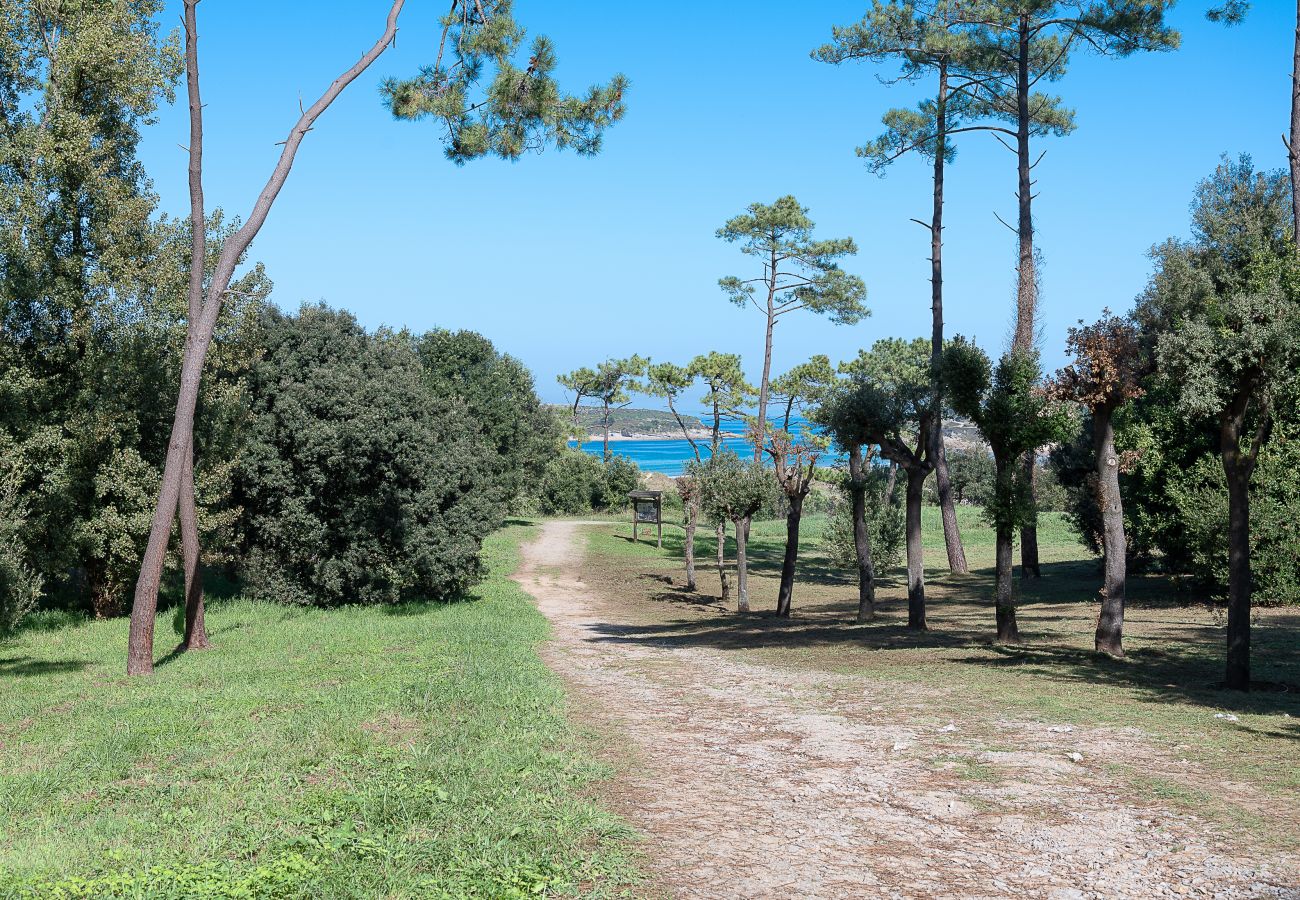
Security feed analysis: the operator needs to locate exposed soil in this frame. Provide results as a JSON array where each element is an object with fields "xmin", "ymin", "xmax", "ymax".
[{"xmin": 516, "ymin": 521, "xmax": 1300, "ymax": 900}]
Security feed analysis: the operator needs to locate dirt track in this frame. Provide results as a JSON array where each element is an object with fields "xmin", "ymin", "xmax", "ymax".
[{"xmin": 515, "ymin": 520, "xmax": 1299, "ymax": 900}]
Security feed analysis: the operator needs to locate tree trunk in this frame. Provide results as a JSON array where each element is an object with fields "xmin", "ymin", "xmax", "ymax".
[
  {"xmin": 775, "ymin": 493, "xmax": 804, "ymax": 617},
  {"xmin": 994, "ymin": 459, "xmax": 1021, "ymax": 643},
  {"xmin": 717, "ymin": 520, "xmax": 732, "ymax": 607},
  {"xmin": 1020, "ymin": 452, "xmax": 1042, "ymax": 579},
  {"xmin": 849, "ymin": 446, "xmax": 876, "ymax": 623},
  {"xmin": 884, "ymin": 461, "xmax": 899, "ymax": 506},
  {"xmin": 756, "ymin": 283, "xmax": 776, "ymax": 462},
  {"xmin": 1093, "ymin": 406, "xmax": 1125, "ymax": 658},
  {"xmin": 1221, "ymin": 408, "xmax": 1253, "ymax": 691},
  {"xmin": 602, "ymin": 400, "xmax": 612, "ymax": 460},
  {"xmin": 684, "ymin": 496, "xmax": 698, "ymax": 592},
  {"xmin": 178, "ymin": 442, "xmax": 211, "ymax": 651},
  {"xmin": 1291, "ymin": 0, "xmax": 1300, "ymax": 249},
  {"xmin": 734, "ymin": 518, "xmax": 750, "ymax": 613},
  {"xmin": 905, "ymin": 467, "xmax": 927, "ymax": 630},
  {"xmin": 929, "ymin": 60, "xmax": 969, "ymax": 576},
  {"xmin": 127, "ymin": 0, "xmax": 407, "ymax": 675}
]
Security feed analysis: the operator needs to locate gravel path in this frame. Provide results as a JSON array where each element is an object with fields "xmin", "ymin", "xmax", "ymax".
[{"xmin": 516, "ymin": 520, "xmax": 1299, "ymax": 900}]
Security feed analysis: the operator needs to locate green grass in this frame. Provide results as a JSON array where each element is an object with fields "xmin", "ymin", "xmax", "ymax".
[
  {"xmin": 0, "ymin": 523, "xmax": 638, "ymax": 899},
  {"xmin": 581, "ymin": 507, "xmax": 1300, "ymax": 849}
]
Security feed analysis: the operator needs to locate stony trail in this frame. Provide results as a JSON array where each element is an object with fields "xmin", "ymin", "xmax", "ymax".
[{"xmin": 515, "ymin": 520, "xmax": 1298, "ymax": 900}]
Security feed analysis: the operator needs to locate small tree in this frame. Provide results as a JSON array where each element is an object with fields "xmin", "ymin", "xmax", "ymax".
[
  {"xmin": 695, "ymin": 452, "xmax": 772, "ymax": 613},
  {"xmin": 717, "ymin": 196, "xmax": 868, "ymax": 460},
  {"xmin": 1138, "ymin": 157, "xmax": 1300, "ymax": 690},
  {"xmin": 841, "ymin": 338, "xmax": 936, "ymax": 629},
  {"xmin": 1047, "ymin": 312, "xmax": 1146, "ymax": 657},
  {"xmin": 558, "ymin": 355, "xmax": 648, "ymax": 460},
  {"xmin": 943, "ymin": 339, "xmax": 1072, "ymax": 642},
  {"xmin": 644, "ymin": 361, "xmax": 702, "ymax": 591}
]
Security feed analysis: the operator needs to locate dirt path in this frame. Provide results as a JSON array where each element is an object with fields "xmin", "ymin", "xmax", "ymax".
[{"xmin": 516, "ymin": 521, "xmax": 1298, "ymax": 900}]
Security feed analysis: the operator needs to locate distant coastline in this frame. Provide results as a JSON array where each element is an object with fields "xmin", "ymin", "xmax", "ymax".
[{"xmin": 581, "ymin": 428, "xmax": 741, "ymax": 443}]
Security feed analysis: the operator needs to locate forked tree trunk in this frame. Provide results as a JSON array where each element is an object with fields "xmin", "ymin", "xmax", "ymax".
[
  {"xmin": 994, "ymin": 459, "xmax": 1021, "ymax": 643},
  {"xmin": 717, "ymin": 520, "xmax": 732, "ymax": 607},
  {"xmin": 848, "ymin": 446, "xmax": 876, "ymax": 623},
  {"xmin": 1092, "ymin": 406, "xmax": 1125, "ymax": 658},
  {"xmin": 904, "ymin": 467, "xmax": 927, "ymax": 630},
  {"xmin": 929, "ymin": 60, "xmax": 969, "ymax": 576},
  {"xmin": 126, "ymin": 0, "xmax": 407, "ymax": 675},
  {"xmin": 775, "ymin": 492, "xmax": 804, "ymax": 618},
  {"xmin": 734, "ymin": 518, "xmax": 750, "ymax": 613},
  {"xmin": 684, "ymin": 496, "xmax": 698, "ymax": 592}
]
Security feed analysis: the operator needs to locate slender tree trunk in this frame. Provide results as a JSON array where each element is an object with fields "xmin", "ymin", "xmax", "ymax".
[
  {"xmin": 849, "ymin": 446, "xmax": 876, "ymax": 623},
  {"xmin": 717, "ymin": 520, "xmax": 732, "ymax": 607},
  {"xmin": 905, "ymin": 467, "xmax": 927, "ymax": 630},
  {"xmin": 884, "ymin": 461, "xmax": 899, "ymax": 506},
  {"xmin": 178, "ymin": 0, "xmax": 210, "ymax": 652},
  {"xmin": 775, "ymin": 492, "xmax": 804, "ymax": 617},
  {"xmin": 684, "ymin": 496, "xmax": 698, "ymax": 592},
  {"xmin": 756, "ymin": 293, "xmax": 776, "ymax": 462},
  {"xmin": 602, "ymin": 400, "xmax": 612, "ymax": 460},
  {"xmin": 734, "ymin": 518, "xmax": 750, "ymax": 613},
  {"xmin": 1291, "ymin": 1, "xmax": 1300, "ymax": 248},
  {"xmin": 1020, "ymin": 452, "xmax": 1042, "ymax": 579},
  {"xmin": 1221, "ymin": 408, "xmax": 1253, "ymax": 691},
  {"xmin": 1093, "ymin": 406, "xmax": 1125, "ymax": 657},
  {"xmin": 1012, "ymin": 13, "xmax": 1043, "ymax": 581},
  {"xmin": 127, "ymin": 0, "xmax": 407, "ymax": 675},
  {"xmin": 929, "ymin": 60, "xmax": 969, "ymax": 576},
  {"xmin": 994, "ymin": 459, "xmax": 1021, "ymax": 643}
]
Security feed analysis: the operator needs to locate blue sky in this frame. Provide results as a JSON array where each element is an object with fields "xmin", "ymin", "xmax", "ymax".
[{"xmin": 137, "ymin": 1, "xmax": 1295, "ymax": 411}]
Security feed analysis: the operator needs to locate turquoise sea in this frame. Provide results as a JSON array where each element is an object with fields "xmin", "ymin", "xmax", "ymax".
[{"xmin": 571, "ymin": 430, "xmax": 847, "ymax": 476}]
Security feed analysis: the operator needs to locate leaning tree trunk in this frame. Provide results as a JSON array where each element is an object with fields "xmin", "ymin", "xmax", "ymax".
[
  {"xmin": 177, "ymin": 0, "xmax": 210, "ymax": 653},
  {"xmin": 928, "ymin": 60, "xmax": 969, "ymax": 575},
  {"xmin": 775, "ymin": 492, "xmax": 804, "ymax": 618},
  {"xmin": 1291, "ymin": 0, "xmax": 1300, "ymax": 248},
  {"xmin": 716, "ymin": 520, "xmax": 733, "ymax": 607},
  {"xmin": 683, "ymin": 496, "xmax": 698, "ymax": 592},
  {"xmin": 734, "ymin": 518, "xmax": 751, "ymax": 613},
  {"xmin": 1013, "ymin": 12, "xmax": 1043, "ymax": 581},
  {"xmin": 904, "ymin": 466, "xmax": 927, "ymax": 630},
  {"xmin": 1221, "ymin": 408, "xmax": 1254, "ymax": 692},
  {"xmin": 1092, "ymin": 406, "xmax": 1126, "ymax": 657},
  {"xmin": 848, "ymin": 446, "xmax": 876, "ymax": 623},
  {"xmin": 126, "ymin": 0, "xmax": 407, "ymax": 675},
  {"xmin": 994, "ymin": 459, "xmax": 1021, "ymax": 643}
]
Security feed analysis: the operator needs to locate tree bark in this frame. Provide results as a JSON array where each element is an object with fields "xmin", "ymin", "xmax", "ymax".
[
  {"xmin": 1221, "ymin": 403, "xmax": 1254, "ymax": 691},
  {"xmin": 177, "ymin": 0, "xmax": 210, "ymax": 653},
  {"xmin": 848, "ymin": 446, "xmax": 876, "ymax": 623},
  {"xmin": 775, "ymin": 493, "xmax": 804, "ymax": 618},
  {"xmin": 1093, "ymin": 406, "xmax": 1125, "ymax": 657},
  {"xmin": 904, "ymin": 466, "xmax": 927, "ymax": 630},
  {"xmin": 717, "ymin": 520, "xmax": 732, "ymax": 607},
  {"xmin": 601, "ymin": 400, "xmax": 612, "ymax": 460},
  {"xmin": 884, "ymin": 460, "xmax": 899, "ymax": 506},
  {"xmin": 1291, "ymin": 0, "xmax": 1300, "ymax": 249},
  {"xmin": 929, "ymin": 60, "xmax": 969, "ymax": 576},
  {"xmin": 1020, "ymin": 452, "xmax": 1042, "ymax": 579},
  {"xmin": 994, "ymin": 459, "xmax": 1021, "ymax": 643},
  {"xmin": 734, "ymin": 517, "xmax": 750, "ymax": 613},
  {"xmin": 127, "ymin": 0, "xmax": 407, "ymax": 675},
  {"xmin": 684, "ymin": 496, "xmax": 698, "ymax": 592},
  {"xmin": 755, "ymin": 258, "xmax": 777, "ymax": 462}
]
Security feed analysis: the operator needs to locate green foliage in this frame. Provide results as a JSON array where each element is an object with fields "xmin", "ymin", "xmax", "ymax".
[
  {"xmin": 928, "ymin": 447, "xmax": 995, "ymax": 507},
  {"xmin": 0, "ymin": 474, "xmax": 39, "ymax": 635},
  {"xmin": 821, "ymin": 473, "xmax": 904, "ymax": 576},
  {"xmin": 382, "ymin": 0, "xmax": 627, "ymax": 162},
  {"xmin": 416, "ymin": 328, "xmax": 558, "ymax": 514},
  {"xmin": 537, "ymin": 449, "xmax": 640, "ymax": 515},
  {"xmin": 235, "ymin": 305, "xmax": 496, "ymax": 607},
  {"xmin": 1167, "ymin": 433, "xmax": 1300, "ymax": 606},
  {"xmin": 692, "ymin": 451, "xmax": 775, "ymax": 525},
  {"xmin": 688, "ymin": 352, "xmax": 754, "ymax": 442}
]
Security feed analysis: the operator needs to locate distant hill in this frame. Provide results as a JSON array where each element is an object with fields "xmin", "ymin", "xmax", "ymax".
[{"xmin": 548, "ymin": 405, "xmax": 704, "ymax": 436}]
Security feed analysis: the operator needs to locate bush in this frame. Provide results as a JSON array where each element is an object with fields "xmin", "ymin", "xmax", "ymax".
[
  {"xmin": 234, "ymin": 305, "xmax": 498, "ymax": 606},
  {"xmin": 0, "ymin": 477, "xmax": 40, "ymax": 635},
  {"xmin": 1167, "ymin": 433, "xmax": 1300, "ymax": 605},
  {"xmin": 821, "ymin": 474, "xmax": 904, "ymax": 577},
  {"xmin": 538, "ymin": 449, "xmax": 641, "ymax": 515},
  {"xmin": 925, "ymin": 447, "xmax": 995, "ymax": 507}
]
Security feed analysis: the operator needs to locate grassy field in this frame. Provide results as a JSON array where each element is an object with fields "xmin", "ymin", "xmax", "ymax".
[
  {"xmin": 582, "ymin": 506, "xmax": 1300, "ymax": 850},
  {"xmin": 0, "ymin": 523, "xmax": 638, "ymax": 899}
]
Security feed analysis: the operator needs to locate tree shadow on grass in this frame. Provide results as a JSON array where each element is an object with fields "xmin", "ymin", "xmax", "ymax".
[{"xmin": 0, "ymin": 656, "xmax": 90, "ymax": 678}]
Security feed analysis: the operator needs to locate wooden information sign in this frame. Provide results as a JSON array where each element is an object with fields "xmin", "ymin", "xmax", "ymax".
[{"xmin": 628, "ymin": 490, "xmax": 663, "ymax": 548}]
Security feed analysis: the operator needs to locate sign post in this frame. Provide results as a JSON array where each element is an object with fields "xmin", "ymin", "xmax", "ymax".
[{"xmin": 628, "ymin": 490, "xmax": 663, "ymax": 548}]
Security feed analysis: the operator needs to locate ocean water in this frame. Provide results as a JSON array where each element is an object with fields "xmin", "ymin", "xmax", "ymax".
[{"xmin": 571, "ymin": 434, "xmax": 847, "ymax": 476}]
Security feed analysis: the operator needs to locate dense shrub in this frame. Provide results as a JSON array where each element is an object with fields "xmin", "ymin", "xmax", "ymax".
[
  {"xmin": 0, "ymin": 476, "xmax": 40, "ymax": 634},
  {"xmin": 1166, "ymin": 432, "xmax": 1300, "ymax": 606},
  {"xmin": 924, "ymin": 447, "xmax": 995, "ymax": 506},
  {"xmin": 821, "ymin": 474, "xmax": 904, "ymax": 577},
  {"xmin": 235, "ymin": 305, "xmax": 497, "ymax": 606},
  {"xmin": 538, "ymin": 449, "xmax": 641, "ymax": 515}
]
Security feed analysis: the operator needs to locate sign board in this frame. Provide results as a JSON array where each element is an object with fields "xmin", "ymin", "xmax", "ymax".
[{"xmin": 628, "ymin": 490, "xmax": 663, "ymax": 547}]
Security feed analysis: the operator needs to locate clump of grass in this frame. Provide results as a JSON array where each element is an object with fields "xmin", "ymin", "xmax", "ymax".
[{"xmin": 0, "ymin": 523, "xmax": 639, "ymax": 898}]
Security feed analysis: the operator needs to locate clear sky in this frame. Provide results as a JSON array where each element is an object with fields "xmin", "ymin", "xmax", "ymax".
[{"xmin": 137, "ymin": 1, "xmax": 1296, "ymax": 411}]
